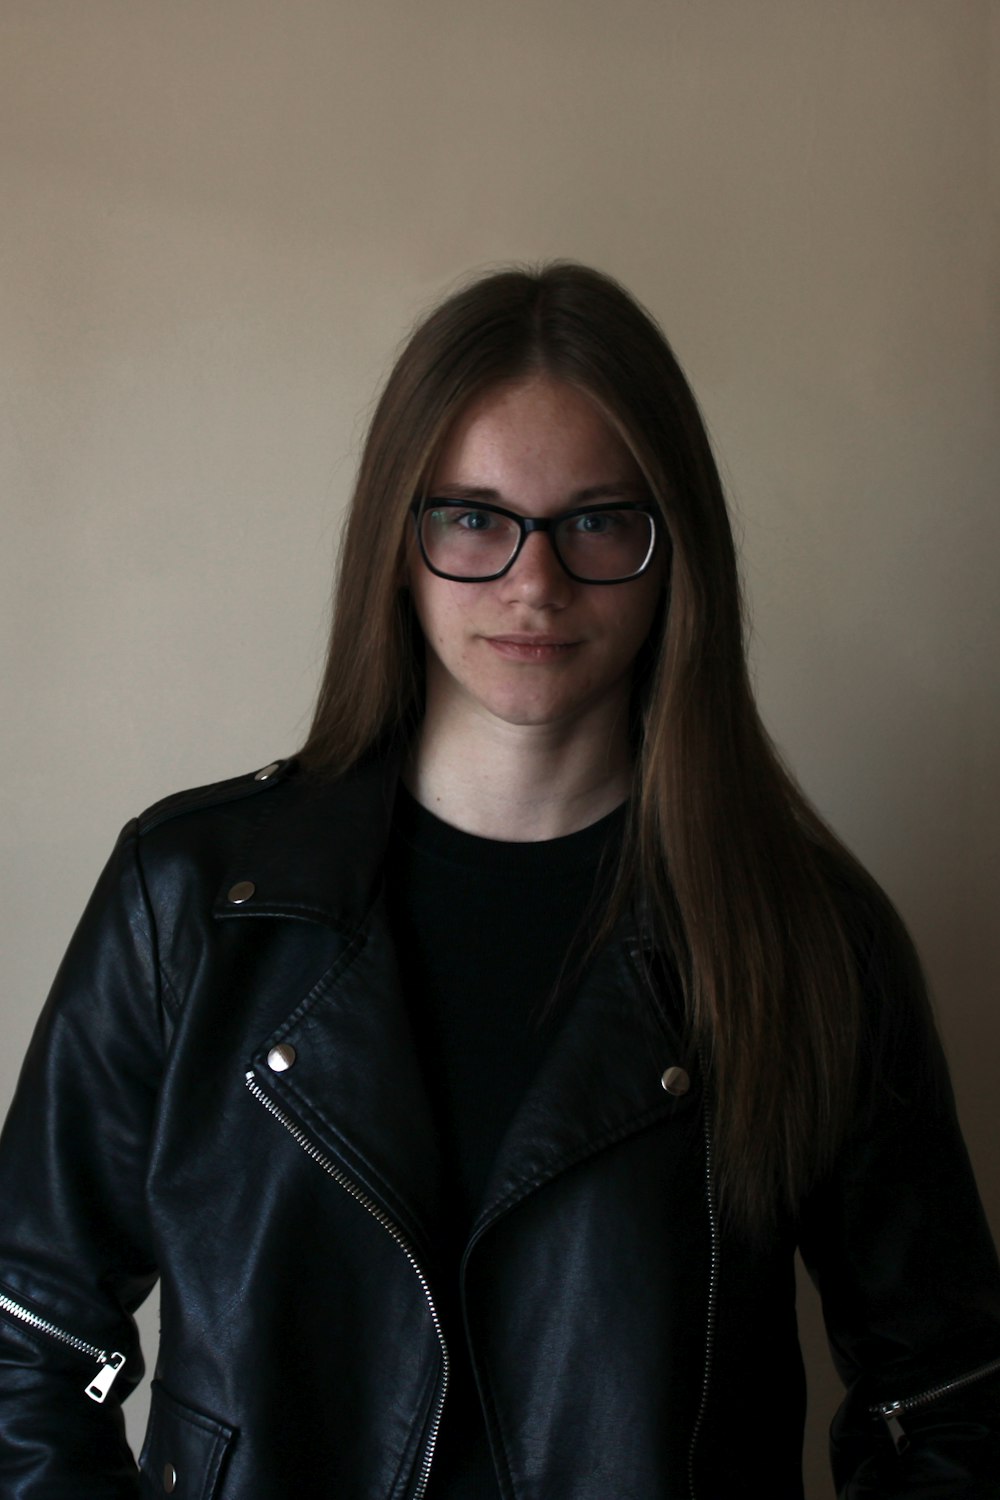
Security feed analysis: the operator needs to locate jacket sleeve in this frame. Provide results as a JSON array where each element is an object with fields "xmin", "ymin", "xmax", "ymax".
[
  {"xmin": 798, "ymin": 896, "xmax": 1000, "ymax": 1498},
  {"xmin": 0, "ymin": 822, "xmax": 162, "ymax": 1498}
]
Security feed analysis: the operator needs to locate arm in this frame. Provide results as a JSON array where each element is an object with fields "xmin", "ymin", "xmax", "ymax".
[
  {"xmin": 0, "ymin": 823, "xmax": 162, "ymax": 1497},
  {"xmin": 799, "ymin": 898, "xmax": 1000, "ymax": 1497}
]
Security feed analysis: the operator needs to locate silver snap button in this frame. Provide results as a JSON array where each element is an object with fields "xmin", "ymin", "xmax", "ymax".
[
  {"xmin": 267, "ymin": 1043, "xmax": 297, "ymax": 1073},
  {"xmin": 227, "ymin": 880, "xmax": 256, "ymax": 904},
  {"xmin": 660, "ymin": 1065, "xmax": 690, "ymax": 1096},
  {"xmin": 163, "ymin": 1463, "xmax": 177, "ymax": 1493},
  {"xmin": 255, "ymin": 761, "xmax": 281, "ymax": 781}
]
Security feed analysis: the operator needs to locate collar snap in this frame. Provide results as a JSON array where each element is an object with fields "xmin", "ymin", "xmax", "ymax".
[
  {"xmin": 660, "ymin": 1065, "xmax": 690, "ymax": 1096},
  {"xmin": 267, "ymin": 1043, "xmax": 297, "ymax": 1073}
]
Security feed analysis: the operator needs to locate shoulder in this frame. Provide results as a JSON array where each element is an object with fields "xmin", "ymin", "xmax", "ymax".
[
  {"xmin": 808, "ymin": 838, "xmax": 924, "ymax": 992},
  {"xmin": 123, "ymin": 750, "xmax": 398, "ymax": 932},
  {"xmin": 136, "ymin": 757, "xmax": 295, "ymax": 836},
  {"xmin": 112, "ymin": 758, "xmax": 307, "ymax": 924}
]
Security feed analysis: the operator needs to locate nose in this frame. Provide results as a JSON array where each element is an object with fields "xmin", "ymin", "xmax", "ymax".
[{"xmin": 498, "ymin": 529, "xmax": 574, "ymax": 608}]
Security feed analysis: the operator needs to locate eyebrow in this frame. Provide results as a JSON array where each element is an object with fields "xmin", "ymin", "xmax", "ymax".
[{"xmin": 426, "ymin": 481, "xmax": 650, "ymax": 506}]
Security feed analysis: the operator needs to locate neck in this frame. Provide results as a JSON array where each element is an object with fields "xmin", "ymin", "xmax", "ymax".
[{"xmin": 404, "ymin": 695, "xmax": 632, "ymax": 842}]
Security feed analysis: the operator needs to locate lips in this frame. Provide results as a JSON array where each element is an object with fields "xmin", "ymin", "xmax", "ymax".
[{"xmin": 484, "ymin": 634, "xmax": 581, "ymax": 662}]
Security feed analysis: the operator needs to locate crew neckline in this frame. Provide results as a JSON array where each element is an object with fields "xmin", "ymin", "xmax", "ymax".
[{"xmin": 391, "ymin": 782, "xmax": 627, "ymax": 875}]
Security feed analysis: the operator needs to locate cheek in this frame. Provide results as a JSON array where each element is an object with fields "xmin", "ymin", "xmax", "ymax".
[
  {"xmin": 612, "ymin": 580, "xmax": 665, "ymax": 657},
  {"xmin": 407, "ymin": 575, "xmax": 471, "ymax": 659}
]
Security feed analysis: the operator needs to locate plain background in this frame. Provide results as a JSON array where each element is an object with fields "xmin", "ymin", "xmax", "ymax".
[{"xmin": 2, "ymin": 2, "xmax": 997, "ymax": 1492}]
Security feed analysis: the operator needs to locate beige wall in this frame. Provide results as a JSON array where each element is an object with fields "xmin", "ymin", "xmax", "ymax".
[{"xmin": 2, "ymin": 1, "xmax": 997, "ymax": 1491}]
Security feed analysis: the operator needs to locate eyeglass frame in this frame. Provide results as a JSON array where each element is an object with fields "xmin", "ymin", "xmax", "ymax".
[{"xmin": 409, "ymin": 497, "xmax": 661, "ymax": 585}]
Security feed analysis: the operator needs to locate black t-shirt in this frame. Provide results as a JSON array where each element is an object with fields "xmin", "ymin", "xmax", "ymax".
[{"xmin": 384, "ymin": 787, "xmax": 625, "ymax": 1499}]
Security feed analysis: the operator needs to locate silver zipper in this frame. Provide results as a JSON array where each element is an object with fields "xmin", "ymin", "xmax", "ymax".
[
  {"xmin": 244, "ymin": 1071, "xmax": 449, "ymax": 1498},
  {"xmin": 0, "ymin": 1292, "xmax": 125, "ymax": 1403},
  {"xmin": 687, "ymin": 1102, "xmax": 718, "ymax": 1500},
  {"xmin": 871, "ymin": 1355, "xmax": 1000, "ymax": 1454}
]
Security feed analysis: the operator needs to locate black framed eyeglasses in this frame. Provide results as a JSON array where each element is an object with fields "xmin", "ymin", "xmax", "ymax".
[{"xmin": 410, "ymin": 498, "xmax": 659, "ymax": 585}]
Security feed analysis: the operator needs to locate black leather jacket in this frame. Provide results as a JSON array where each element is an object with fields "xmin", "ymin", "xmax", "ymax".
[{"xmin": 1, "ymin": 756, "xmax": 999, "ymax": 1499}]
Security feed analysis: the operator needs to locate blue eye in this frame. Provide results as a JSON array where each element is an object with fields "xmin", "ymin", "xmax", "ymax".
[
  {"xmin": 457, "ymin": 510, "xmax": 494, "ymax": 531},
  {"xmin": 568, "ymin": 511, "xmax": 620, "ymax": 535}
]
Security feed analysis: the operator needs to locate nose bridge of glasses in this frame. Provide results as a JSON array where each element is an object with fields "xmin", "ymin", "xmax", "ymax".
[{"xmin": 511, "ymin": 515, "xmax": 572, "ymax": 576}]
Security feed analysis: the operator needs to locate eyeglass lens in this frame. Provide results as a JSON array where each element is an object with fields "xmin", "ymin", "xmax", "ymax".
[{"xmin": 419, "ymin": 504, "xmax": 654, "ymax": 582}]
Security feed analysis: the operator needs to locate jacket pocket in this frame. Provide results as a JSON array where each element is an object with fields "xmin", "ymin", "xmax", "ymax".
[{"xmin": 138, "ymin": 1382, "xmax": 235, "ymax": 1499}]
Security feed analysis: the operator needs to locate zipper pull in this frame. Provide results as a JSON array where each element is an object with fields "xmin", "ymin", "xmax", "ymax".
[
  {"xmin": 85, "ymin": 1351, "xmax": 125, "ymax": 1403},
  {"xmin": 877, "ymin": 1403, "xmax": 909, "ymax": 1454}
]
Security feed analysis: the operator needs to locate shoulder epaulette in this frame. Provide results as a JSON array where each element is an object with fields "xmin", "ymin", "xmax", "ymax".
[{"xmin": 137, "ymin": 758, "xmax": 296, "ymax": 835}]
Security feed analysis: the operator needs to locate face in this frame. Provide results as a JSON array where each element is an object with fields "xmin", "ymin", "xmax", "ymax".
[{"xmin": 407, "ymin": 375, "xmax": 664, "ymax": 741}]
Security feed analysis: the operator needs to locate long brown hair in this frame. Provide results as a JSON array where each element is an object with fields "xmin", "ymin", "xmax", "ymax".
[{"xmin": 300, "ymin": 262, "xmax": 870, "ymax": 1232}]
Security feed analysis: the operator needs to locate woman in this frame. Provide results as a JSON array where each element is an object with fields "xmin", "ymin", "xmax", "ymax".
[{"xmin": 1, "ymin": 263, "xmax": 998, "ymax": 1498}]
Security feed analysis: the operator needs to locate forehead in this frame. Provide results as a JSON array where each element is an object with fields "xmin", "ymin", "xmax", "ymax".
[{"xmin": 429, "ymin": 376, "xmax": 643, "ymax": 497}]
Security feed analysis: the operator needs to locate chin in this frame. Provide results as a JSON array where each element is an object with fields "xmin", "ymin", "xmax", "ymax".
[{"xmin": 476, "ymin": 689, "xmax": 596, "ymax": 730}]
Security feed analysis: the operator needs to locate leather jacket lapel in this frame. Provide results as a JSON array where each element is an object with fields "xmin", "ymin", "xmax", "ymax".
[
  {"xmin": 247, "ymin": 902, "xmax": 446, "ymax": 1263},
  {"xmin": 472, "ymin": 934, "xmax": 699, "ymax": 1236}
]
